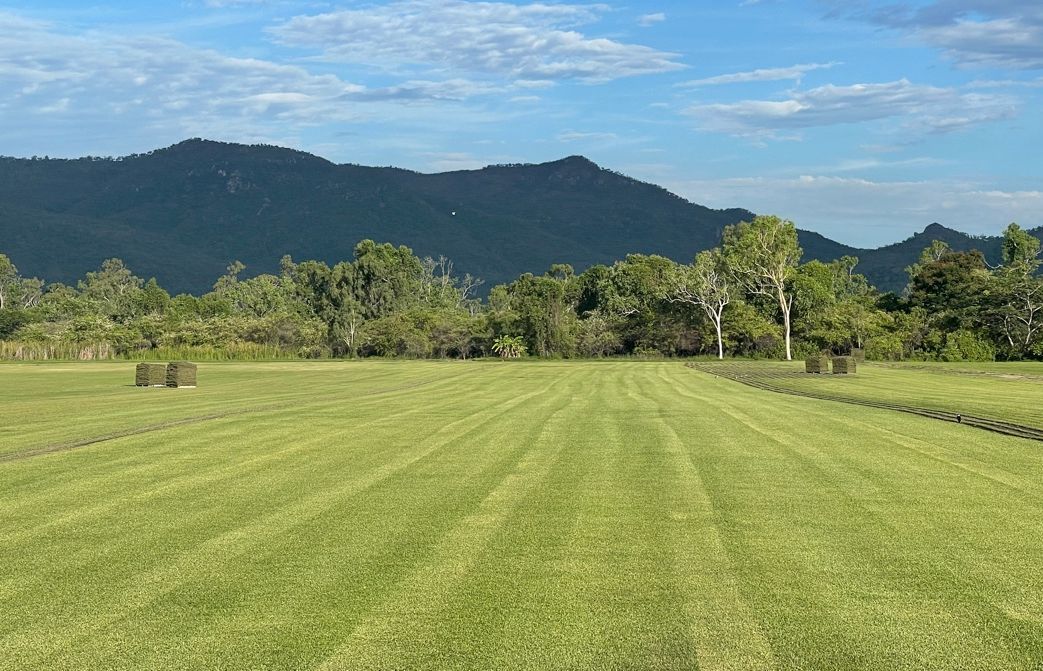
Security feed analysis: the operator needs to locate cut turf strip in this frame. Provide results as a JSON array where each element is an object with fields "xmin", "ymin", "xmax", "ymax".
[{"xmin": 691, "ymin": 361, "xmax": 1043, "ymax": 442}]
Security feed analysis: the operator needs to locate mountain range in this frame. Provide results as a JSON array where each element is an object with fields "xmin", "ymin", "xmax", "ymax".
[{"xmin": 0, "ymin": 139, "xmax": 1029, "ymax": 295}]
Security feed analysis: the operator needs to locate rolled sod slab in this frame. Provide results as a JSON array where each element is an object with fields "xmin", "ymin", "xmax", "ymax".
[
  {"xmin": 166, "ymin": 361, "xmax": 198, "ymax": 388},
  {"xmin": 135, "ymin": 363, "xmax": 167, "ymax": 387},
  {"xmin": 832, "ymin": 356, "xmax": 857, "ymax": 374},
  {"xmin": 805, "ymin": 355, "xmax": 831, "ymax": 374}
]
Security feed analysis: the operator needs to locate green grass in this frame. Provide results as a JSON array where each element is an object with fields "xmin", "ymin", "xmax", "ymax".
[
  {"xmin": 701, "ymin": 359, "xmax": 1043, "ymax": 430},
  {"xmin": 2, "ymin": 360, "xmax": 1043, "ymax": 669}
]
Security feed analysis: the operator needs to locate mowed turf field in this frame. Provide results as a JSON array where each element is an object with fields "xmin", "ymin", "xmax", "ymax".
[{"xmin": 2, "ymin": 361, "xmax": 1043, "ymax": 670}]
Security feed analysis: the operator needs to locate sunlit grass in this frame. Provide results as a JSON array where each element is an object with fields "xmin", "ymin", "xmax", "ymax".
[{"xmin": 1, "ymin": 360, "xmax": 1042, "ymax": 669}]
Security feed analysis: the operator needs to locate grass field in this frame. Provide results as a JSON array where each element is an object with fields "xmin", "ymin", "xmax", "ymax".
[{"xmin": 2, "ymin": 360, "xmax": 1043, "ymax": 670}]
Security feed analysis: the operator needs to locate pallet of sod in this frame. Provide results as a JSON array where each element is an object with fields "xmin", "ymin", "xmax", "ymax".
[
  {"xmin": 850, "ymin": 347, "xmax": 866, "ymax": 363},
  {"xmin": 832, "ymin": 356, "xmax": 857, "ymax": 374},
  {"xmin": 135, "ymin": 363, "xmax": 167, "ymax": 387},
  {"xmin": 805, "ymin": 355, "xmax": 831, "ymax": 374},
  {"xmin": 166, "ymin": 361, "xmax": 198, "ymax": 388}
]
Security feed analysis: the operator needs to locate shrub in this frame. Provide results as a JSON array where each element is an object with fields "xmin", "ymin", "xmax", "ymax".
[
  {"xmin": 940, "ymin": 329, "xmax": 996, "ymax": 362},
  {"xmin": 866, "ymin": 333, "xmax": 905, "ymax": 361}
]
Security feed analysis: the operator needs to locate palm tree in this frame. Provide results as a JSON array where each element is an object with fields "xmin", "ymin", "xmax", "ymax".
[{"xmin": 492, "ymin": 334, "xmax": 526, "ymax": 359}]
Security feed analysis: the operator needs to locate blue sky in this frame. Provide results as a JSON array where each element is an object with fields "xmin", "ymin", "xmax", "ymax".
[{"xmin": 1, "ymin": 0, "xmax": 1040, "ymax": 247}]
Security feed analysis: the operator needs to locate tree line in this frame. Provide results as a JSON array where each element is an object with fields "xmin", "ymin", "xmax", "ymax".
[{"xmin": 0, "ymin": 216, "xmax": 1038, "ymax": 362}]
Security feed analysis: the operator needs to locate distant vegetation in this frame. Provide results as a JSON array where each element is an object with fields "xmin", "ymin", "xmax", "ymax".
[
  {"xmin": 1, "ymin": 139, "xmax": 1034, "ymax": 296},
  {"xmin": 2, "ymin": 217, "xmax": 1039, "ymax": 362}
]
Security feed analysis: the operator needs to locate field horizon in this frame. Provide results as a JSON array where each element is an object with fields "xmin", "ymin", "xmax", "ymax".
[{"xmin": 2, "ymin": 360, "xmax": 1042, "ymax": 669}]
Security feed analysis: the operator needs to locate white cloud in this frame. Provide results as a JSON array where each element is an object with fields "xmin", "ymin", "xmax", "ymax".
[
  {"xmin": 0, "ymin": 18, "xmax": 364, "ymax": 121},
  {"xmin": 0, "ymin": 11, "xmax": 534, "ymax": 157},
  {"xmin": 919, "ymin": 17, "xmax": 1043, "ymax": 70},
  {"xmin": 343, "ymin": 79, "xmax": 503, "ymax": 102},
  {"xmin": 421, "ymin": 151, "xmax": 506, "ymax": 172},
  {"xmin": 638, "ymin": 12, "xmax": 666, "ymax": 27},
  {"xmin": 841, "ymin": 1, "xmax": 1043, "ymax": 71},
  {"xmin": 203, "ymin": 0, "xmax": 270, "ymax": 6},
  {"xmin": 667, "ymin": 174, "xmax": 1043, "ymax": 247},
  {"xmin": 685, "ymin": 79, "xmax": 1017, "ymax": 136},
  {"xmin": 556, "ymin": 130, "xmax": 619, "ymax": 142},
  {"xmin": 678, "ymin": 62, "xmax": 839, "ymax": 87},
  {"xmin": 270, "ymin": 0, "xmax": 685, "ymax": 82}
]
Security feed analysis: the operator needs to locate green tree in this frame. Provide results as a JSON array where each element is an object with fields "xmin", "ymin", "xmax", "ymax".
[
  {"xmin": 0, "ymin": 253, "xmax": 17, "ymax": 311},
  {"xmin": 792, "ymin": 256, "xmax": 884, "ymax": 352},
  {"xmin": 0, "ymin": 254, "xmax": 43, "ymax": 311},
  {"xmin": 903, "ymin": 239, "xmax": 951, "ymax": 284},
  {"xmin": 212, "ymin": 260, "xmax": 246, "ymax": 294},
  {"xmin": 352, "ymin": 240, "xmax": 424, "ymax": 318},
  {"xmin": 722, "ymin": 215, "xmax": 802, "ymax": 360},
  {"xmin": 418, "ymin": 255, "xmax": 483, "ymax": 312},
  {"xmin": 907, "ymin": 249, "xmax": 988, "ymax": 333},
  {"xmin": 669, "ymin": 249, "xmax": 730, "ymax": 358},
  {"xmin": 990, "ymin": 223, "xmax": 1043, "ymax": 355},
  {"xmin": 498, "ymin": 269, "xmax": 580, "ymax": 357},
  {"xmin": 77, "ymin": 258, "xmax": 144, "ymax": 321},
  {"xmin": 576, "ymin": 310, "xmax": 623, "ymax": 357},
  {"xmin": 1001, "ymin": 222, "xmax": 1040, "ymax": 266}
]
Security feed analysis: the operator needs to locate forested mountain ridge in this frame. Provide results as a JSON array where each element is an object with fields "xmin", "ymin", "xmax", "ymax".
[{"xmin": 0, "ymin": 139, "xmax": 1028, "ymax": 294}]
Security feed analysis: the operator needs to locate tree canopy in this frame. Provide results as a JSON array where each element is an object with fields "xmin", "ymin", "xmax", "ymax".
[{"xmin": 0, "ymin": 220, "xmax": 1037, "ymax": 363}]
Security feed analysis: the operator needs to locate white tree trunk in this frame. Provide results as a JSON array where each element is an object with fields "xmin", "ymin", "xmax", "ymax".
[{"xmin": 779, "ymin": 288, "xmax": 793, "ymax": 360}]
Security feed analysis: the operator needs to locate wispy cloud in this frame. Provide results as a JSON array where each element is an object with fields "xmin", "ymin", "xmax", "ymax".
[
  {"xmin": 834, "ymin": 1, "xmax": 1043, "ymax": 71},
  {"xmin": 0, "ymin": 23, "xmax": 363, "ymax": 121},
  {"xmin": 685, "ymin": 79, "xmax": 1017, "ymax": 137},
  {"xmin": 421, "ymin": 151, "xmax": 496, "ymax": 172},
  {"xmin": 919, "ymin": 17, "xmax": 1043, "ymax": 70},
  {"xmin": 638, "ymin": 12, "xmax": 666, "ymax": 27},
  {"xmin": 556, "ymin": 130, "xmax": 619, "ymax": 142},
  {"xmin": 678, "ymin": 62, "xmax": 839, "ymax": 87},
  {"xmin": 0, "ymin": 10, "xmax": 524, "ymax": 157},
  {"xmin": 270, "ymin": 0, "xmax": 685, "ymax": 83}
]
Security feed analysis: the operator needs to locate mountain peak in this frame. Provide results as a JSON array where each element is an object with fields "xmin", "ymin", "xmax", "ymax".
[{"xmin": 557, "ymin": 155, "xmax": 600, "ymax": 168}]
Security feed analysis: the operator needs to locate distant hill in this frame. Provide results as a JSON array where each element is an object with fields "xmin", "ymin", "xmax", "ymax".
[{"xmin": 0, "ymin": 139, "xmax": 1028, "ymax": 295}]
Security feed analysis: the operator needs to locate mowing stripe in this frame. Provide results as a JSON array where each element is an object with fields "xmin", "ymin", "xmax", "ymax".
[
  {"xmin": 626, "ymin": 372, "xmax": 777, "ymax": 670},
  {"xmin": 0, "ymin": 372, "xmax": 565, "ymax": 666},
  {"xmin": 0, "ymin": 374, "xmax": 468, "ymax": 463},
  {"xmin": 312, "ymin": 372, "xmax": 580, "ymax": 670}
]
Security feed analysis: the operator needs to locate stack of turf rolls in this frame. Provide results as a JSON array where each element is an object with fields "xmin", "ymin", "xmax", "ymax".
[
  {"xmin": 850, "ymin": 347, "xmax": 866, "ymax": 363},
  {"xmin": 135, "ymin": 363, "xmax": 167, "ymax": 387},
  {"xmin": 166, "ymin": 361, "xmax": 198, "ymax": 388},
  {"xmin": 805, "ymin": 355, "xmax": 831, "ymax": 374},
  {"xmin": 832, "ymin": 356, "xmax": 856, "ymax": 374}
]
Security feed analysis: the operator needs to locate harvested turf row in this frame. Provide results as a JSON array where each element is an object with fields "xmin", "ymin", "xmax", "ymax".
[{"xmin": 690, "ymin": 362, "xmax": 1043, "ymax": 443}]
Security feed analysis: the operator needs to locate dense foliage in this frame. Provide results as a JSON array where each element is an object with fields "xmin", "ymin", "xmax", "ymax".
[{"xmin": 0, "ymin": 218, "xmax": 1037, "ymax": 362}]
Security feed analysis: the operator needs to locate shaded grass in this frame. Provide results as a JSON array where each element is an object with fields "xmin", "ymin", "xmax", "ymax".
[{"xmin": 1, "ymin": 361, "xmax": 1043, "ymax": 669}]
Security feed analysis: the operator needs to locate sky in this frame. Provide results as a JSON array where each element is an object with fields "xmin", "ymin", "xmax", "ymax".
[{"xmin": 1, "ymin": 0, "xmax": 1041, "ymax": 247}]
